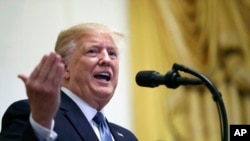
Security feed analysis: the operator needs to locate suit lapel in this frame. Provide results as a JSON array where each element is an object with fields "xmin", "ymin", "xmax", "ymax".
[
  {"xmin": 111, "ymin": 130, "xmax": 126, "ymax": 141},
  {"xmin": 108, "ymin": 122, "xmax": 126, "ymax": 141},
  {"xmin": 60, "ymin": 92, "xmax": 99, "ymax": 141}
]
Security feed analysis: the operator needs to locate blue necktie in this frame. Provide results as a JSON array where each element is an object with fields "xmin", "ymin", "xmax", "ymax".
[{"xmin": 93, "ymin": 112, "xmax": 113, "ymax": 141}]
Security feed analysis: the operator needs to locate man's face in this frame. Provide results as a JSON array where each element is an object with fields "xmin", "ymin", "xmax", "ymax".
[{"xmin": 64, "ymin": 31, "xmax": 119, "ymax": 109}]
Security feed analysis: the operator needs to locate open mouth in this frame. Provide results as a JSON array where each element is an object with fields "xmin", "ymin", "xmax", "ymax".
[{"xmin": 94, "ymin": 72, "xmax": 111, "ymax": 81}]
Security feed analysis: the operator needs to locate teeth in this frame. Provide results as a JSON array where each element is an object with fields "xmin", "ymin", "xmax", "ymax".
[
  {"xmin": 99, "ymin": 72, "xmax": 109, "ymax": 76},
  {"xmin": 94, "ymin": 72, "xmax": 111, "ymax": 81}
]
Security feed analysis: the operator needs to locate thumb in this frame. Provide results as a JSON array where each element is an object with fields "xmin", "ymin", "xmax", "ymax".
[{"xmin": 18, "ymin": 74, "xmax": 28, "ymax": 83}]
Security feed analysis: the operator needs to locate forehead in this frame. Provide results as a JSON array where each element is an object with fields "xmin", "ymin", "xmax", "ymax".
[{"xmin": 78, "ymin": 31, "xmax": 117, "ymax": 48}]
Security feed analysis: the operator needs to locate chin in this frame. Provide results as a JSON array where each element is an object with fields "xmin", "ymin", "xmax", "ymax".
[{"xmin": 96, "ymin": 89, "xmax": 113, "ymax": 98}]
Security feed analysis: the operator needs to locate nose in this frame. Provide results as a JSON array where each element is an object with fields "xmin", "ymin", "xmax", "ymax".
[{"xmin": 98, "ymin": 50, "xmax": 111, "ymax": 66}]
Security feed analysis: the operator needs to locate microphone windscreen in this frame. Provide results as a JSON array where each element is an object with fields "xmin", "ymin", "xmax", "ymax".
[{"xmin": 135, "ymin": 71, "xmax": 157, "ymax": 87}]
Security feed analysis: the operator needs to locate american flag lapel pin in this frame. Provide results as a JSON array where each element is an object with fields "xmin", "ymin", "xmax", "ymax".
[{"xmin": 117, "ymin": 132, "xmax": 124, "ymax": 137}]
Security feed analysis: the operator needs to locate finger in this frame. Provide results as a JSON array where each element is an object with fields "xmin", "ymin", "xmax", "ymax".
[
  {"xmin": 53, "ymin": 62, "xmax": 65, "ymax": 88},
  {"xmin": 17, "ymin": 74, "xmax": 29, "ymax": 83},
  {"xmin": 37, "ymin": 52, "xmax": 58, "ymax": 82},
  {"xmin": 29, "ymin": 54, "xmax": 49, "ymax": 81},
  {"xmin": 46, "ymin": 54, "xmax": 64, "ymax": 85}
]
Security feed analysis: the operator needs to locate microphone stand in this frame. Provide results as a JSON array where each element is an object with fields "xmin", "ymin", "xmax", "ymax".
[{"xmin": 172, "ymin": 63, "xmax": 228, "ymax": 141}]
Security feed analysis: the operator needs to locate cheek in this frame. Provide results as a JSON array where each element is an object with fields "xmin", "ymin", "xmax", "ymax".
[
  {"xmin": 76, "ymin": 57, "xmax": 94, "ymax": 71},
  {"xmin": 115, "ymin": 62, "xmax": 119, "ymax": 73},
  {"xmin": 114, "ymin": 63, "xmax": 119, "ymax": 80},
  {"xmin": 69, "ymin": 60, "xmax": 90, "ymax": 79},
  {"xmin": 72, "ymin": 68, "xmax": 91, "ymax": 86},
  {"xmin": 74, "ymin": 64, "xmax": 91, "ymax": 78}
]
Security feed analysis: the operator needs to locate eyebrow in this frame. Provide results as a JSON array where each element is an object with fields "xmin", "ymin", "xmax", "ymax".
[{"xmin": 84, "ymin": 42, "xmax": 117, "ymax": 48}]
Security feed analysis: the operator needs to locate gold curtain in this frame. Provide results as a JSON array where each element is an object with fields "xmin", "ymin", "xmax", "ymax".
[{"xmin": 129, "ymin": 0, "xmax": 250, "ymax": 141}]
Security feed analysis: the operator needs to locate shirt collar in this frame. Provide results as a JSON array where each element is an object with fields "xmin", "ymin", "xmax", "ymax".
[{"xmin": 61, "ymin": 87, "xmax": 105, "ymax": 122}]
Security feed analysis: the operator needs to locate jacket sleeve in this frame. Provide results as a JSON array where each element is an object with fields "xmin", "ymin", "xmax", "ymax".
[{"xmin": 0, "ymin": 100, "xmax": 39, "ymax": 141}]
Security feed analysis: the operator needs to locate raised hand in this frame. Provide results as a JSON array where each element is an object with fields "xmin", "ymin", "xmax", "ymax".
[{"xmin": 18, "ymin": 52, "xmax": 65, "ymax": 128}]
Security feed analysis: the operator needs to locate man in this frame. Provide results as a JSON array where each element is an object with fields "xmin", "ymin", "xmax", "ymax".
[{"xmin": 0, "ymin": 23, "xmax": 138, "ymax": 141}]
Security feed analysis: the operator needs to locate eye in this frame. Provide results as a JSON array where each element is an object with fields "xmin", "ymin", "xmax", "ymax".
[
  {"xmin": 86, "ymin": 48, "xmax": 99, "ymax": 57},
  {"xmin": 108, "ymin": 50, "xmax": 118, "ymax": 59}
]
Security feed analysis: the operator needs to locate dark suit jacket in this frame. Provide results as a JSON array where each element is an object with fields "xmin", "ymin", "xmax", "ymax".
[{"xmin": 0, "ymin": 92, "xmax": 138, "ymax": 141}]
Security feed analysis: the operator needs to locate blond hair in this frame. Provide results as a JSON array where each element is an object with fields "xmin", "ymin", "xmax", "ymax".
[{"xmin": 54, "ymin": 23, "xmax": 124, "ymax": 59}]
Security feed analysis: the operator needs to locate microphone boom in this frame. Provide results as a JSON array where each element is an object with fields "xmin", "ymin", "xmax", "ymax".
[{"xmin": 136, "ymin": 70, "xmax": 203, "ymax": 89}]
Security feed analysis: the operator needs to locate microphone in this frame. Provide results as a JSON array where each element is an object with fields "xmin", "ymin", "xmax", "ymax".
[{"xmin": 135, "ymin": 70, "xmax": 203, "ymax": 89}]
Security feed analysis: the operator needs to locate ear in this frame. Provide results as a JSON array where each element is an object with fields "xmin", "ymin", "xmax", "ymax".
[
  {"xmin": 62, "ymin": 59, "xmax": 70, "ymax": 80},
  {"xmin": 64, "ymin": 66, "xmax": 70, "ymax": 80}
]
